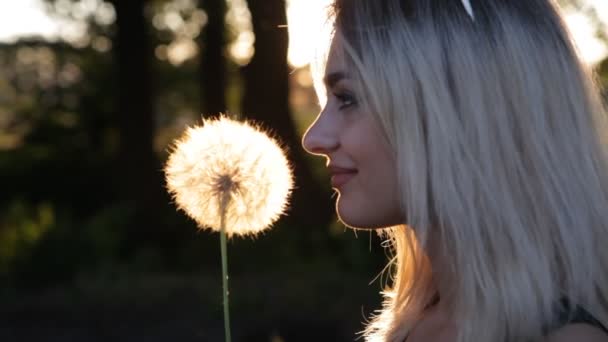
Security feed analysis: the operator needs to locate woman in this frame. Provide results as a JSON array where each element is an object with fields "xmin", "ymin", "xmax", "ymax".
[{"xmin": 301, "ymin": 0, "xmax": 608, "ymax": 341}]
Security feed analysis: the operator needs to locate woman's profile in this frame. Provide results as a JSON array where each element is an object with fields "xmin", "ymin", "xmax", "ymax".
[{"xmin": 301, "ymin": 0, "xmax": 608, "ymax": 341}]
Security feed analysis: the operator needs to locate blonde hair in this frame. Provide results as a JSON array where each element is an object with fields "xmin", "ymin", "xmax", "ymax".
[{"xmin": 311, "ymin": 0, "xmax": 608, "ymax": 341}]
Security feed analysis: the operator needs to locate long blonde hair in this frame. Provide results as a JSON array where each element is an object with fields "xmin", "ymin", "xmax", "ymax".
[{"xmin": 311, "ymin": 0, "xmax": 608, "ymax": 341}]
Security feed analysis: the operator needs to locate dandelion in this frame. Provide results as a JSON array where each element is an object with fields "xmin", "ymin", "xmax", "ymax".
[
  {"xmin": 164, "ymin": 114, "xmax": 294, "ymax": 342},
  {"xmin": 165, "ymin": 115, "xmax": 294, "ymax": 237}
]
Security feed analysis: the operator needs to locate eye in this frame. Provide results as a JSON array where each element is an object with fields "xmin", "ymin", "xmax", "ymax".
[{"xmin": 334, "ymin": 92, "xmax": 357, "ymax": 110}]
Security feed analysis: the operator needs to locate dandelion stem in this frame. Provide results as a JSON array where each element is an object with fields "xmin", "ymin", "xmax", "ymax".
[{"xmin": 220, "ymin": 192, "xmax": 232, "ymax": 342}]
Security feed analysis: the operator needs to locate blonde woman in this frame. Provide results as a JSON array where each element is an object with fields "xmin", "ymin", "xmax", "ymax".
[{"xmin": 301, "ymin": 0, "xmax": 608, "ymax": 341}]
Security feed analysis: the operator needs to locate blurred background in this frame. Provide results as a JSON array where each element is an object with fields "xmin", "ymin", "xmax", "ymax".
[{"xmin": 0, "ymin": 0, "xmax": 606, "ymax": 341}]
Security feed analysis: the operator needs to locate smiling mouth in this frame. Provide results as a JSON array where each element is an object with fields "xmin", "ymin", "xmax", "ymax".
[{"xmin": 330, "ymin": 171, "xmax": 357, "ymax": 188}]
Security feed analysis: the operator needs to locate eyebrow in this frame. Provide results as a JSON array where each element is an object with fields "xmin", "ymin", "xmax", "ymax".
[{"xmin": 323, "ymin": 71, "xmax": 349, "ymax": 89}]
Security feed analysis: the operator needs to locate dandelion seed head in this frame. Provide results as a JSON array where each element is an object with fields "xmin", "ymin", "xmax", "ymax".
[{"xmin": 165, "ymin": 115, "xmax": 294, "ymax": 238}]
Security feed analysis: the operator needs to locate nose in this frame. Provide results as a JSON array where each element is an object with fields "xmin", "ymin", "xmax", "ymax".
[{"xmin": 301, "ymin": 111, "xmax": 338, "ymax": 157}]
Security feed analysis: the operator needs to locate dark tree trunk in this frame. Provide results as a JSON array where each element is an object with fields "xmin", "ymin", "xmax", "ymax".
[
  {"xmin": 242, "ymin": 0, "xmax": 333, "ymax": 233},
  {"xmin": 199, "ymin": 0, "xmax": 227, "ymax": 118},
  {"xmin": 112, "ymin": 0, "xmax": 169, "ymax": 254}
]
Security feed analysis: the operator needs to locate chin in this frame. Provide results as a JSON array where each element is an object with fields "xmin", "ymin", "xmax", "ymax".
[
  {"xmin": 336, "ymin": 197, "xmax": 403, "ymax": 229},
  {"xmin": 336, "ymin": 205, "xmax": 386, "ymax": 229}
]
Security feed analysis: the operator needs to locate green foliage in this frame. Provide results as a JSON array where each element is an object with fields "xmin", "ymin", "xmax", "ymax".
[
  {"xmin": 0, "ymin": 202, "xmax": 132, "ymax": 289},
  {"xmin": 0, "ymin": 200, "xmax": 54, "ymax": 275}
]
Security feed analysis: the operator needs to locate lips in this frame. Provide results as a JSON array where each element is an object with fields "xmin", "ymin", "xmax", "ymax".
[{"xmin": 328, "ymin": 165, "xmax": 358, "ymax": 188}]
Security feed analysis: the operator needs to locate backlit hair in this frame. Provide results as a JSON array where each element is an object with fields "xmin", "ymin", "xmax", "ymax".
[{"xmin": 311, "ymin": 0, "xmax": 608, "ymax": 341}]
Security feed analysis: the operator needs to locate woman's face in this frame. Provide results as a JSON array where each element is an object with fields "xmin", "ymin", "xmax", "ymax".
[{"xmin": 301, "ymin": 34, "xmax": 403, "ymax": 229}]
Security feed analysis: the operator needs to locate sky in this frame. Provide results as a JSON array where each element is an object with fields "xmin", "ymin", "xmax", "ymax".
[
  {"xmin": 0, "ymin": 0, "xmax": 607, "ymax": 67},
  {"xmin": 0, "ymin": 0, "xmax": 59, "ymax": 42}
]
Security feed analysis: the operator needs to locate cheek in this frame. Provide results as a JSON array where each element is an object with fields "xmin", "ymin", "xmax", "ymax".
[{"xmin": 335, "ymin": 117, "xmax": 402, "ymax": 228}]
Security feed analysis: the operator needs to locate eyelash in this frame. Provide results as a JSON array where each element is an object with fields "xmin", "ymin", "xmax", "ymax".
[{"xmin": 333, "ymin": 92, "xmax": 357, "ymax": 110}]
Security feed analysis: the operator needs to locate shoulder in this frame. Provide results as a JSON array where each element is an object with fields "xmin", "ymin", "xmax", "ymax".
[{"xmin": 545, "ymin": 323, "xmax": 608, "ymax": 342}]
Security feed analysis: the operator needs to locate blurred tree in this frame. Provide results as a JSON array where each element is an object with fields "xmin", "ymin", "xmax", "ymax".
[
  {"xmin": 242, "ymin": 0, "xmax": 334, "ymax": 236},
  {"xmin": 109, "ymin": 0, "xmax": 172, "ymax": 255},
  {"xmin": 0, "ymin": 37, "xmax": 124, "ymax": 285},
  {"xmin": 199, "ymin": 0, "xmax": 227, "ymax": 117}
]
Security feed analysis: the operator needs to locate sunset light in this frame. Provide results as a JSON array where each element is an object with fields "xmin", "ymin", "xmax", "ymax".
[
  {"xmin": 284, "ymin": 0, "xmax": 608, "ymax": 67},
  {"xmin": 1, "ymin": 2, "xmax": 608, "ymax": 340},
  {"xmin": 286, "ymin": 0, "xmax": 333, "ymax": 68},
  {"xmin": 0, "ymin": 0, "xmax": 606, "ymax": 66},
  {"xmin": 565, "ymin": 10, "xmax": 608, "ymax": 65}
]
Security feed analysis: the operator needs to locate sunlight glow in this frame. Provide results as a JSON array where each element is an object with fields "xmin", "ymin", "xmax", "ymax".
[
  {"xmin": 226, "ymin": 0, "xmax": 255, "ymax": 66},
  {"xmin": 0, "ymin": 0, "xmax": 115, "ymax": 44},
  {"xmin": 285, "ymin": 0, "xmax": 608, "ymax": 67},
  {"xmin": 287, "ymin": 0, "xmax": 333, "ymax": 68},
  {"xmin": 167, "ymin": 38, "xmax": 199, "ymax": 66},
  {"xmin": 0, "ymin": 0, "xmax": 60, "ymax": 42},
  {"xmin": 151, "ymin": 1, "xmax": 207, "ymax": 65},
  {"xmin": 0, "ymin": 0, "xmax": 606, "ymax": 67},
  {"xmin": 565, "ymin": 12, "xmax": 608, "ymax": 65}
]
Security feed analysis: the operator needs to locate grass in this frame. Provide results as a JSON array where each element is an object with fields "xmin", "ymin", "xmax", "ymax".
[{"xmin": 0, "ymin": 268, "xmax": 383, "ymax": 341}]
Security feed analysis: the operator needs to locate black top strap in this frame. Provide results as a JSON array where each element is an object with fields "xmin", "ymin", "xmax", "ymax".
[
  {"xmin": 558, "ymin": 306, "xmax": 608, "ymax": 333},
  {"xmin": 547, "ymin": 298, "xmax": 608, "ymax": 335},
  {"xmin": 403, "ymin": 298, "xmax": 608, "ymax": 341}
]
